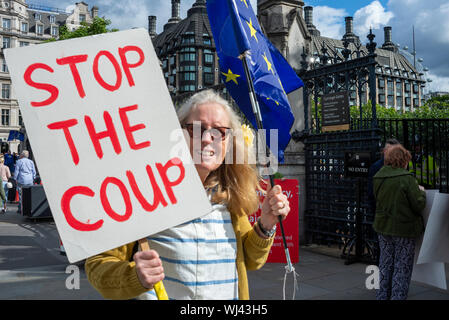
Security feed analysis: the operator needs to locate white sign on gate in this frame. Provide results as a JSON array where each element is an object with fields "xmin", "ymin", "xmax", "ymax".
[{"xmin": 5, "ymin": 28, "xmax": 212, "ymax": 263}]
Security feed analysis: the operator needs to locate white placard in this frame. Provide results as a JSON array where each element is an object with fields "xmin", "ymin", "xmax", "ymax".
[
  {"xmin": 411, "ymin": 190, "xmax": 447, "ymax": 290},
  {"xmin": 5, "ymin": 28, "xmax": 212, "ymax": 263},
  {"xmin": 417, "ymin": 192, "xmax": 449, "ymax": 264},
  {"xmin": 412, "ymin": 262, "xmax": 447, "ymax": 290}
]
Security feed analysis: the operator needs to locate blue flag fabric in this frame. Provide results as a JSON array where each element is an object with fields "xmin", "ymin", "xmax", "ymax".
[
  {"xmin": 7, "ymin": 130, "xmax": 24, "ymax": 141},
  {"xmin": 206, "ymin": 0, "xmax": 303, "ymax": 162}
]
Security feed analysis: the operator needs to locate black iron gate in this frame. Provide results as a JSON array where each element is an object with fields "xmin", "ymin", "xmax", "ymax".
[
  {"xmin": 302, "ymin": 129, "xmax": 381, "ymax": 263},
  {"xmin": 294, "ymin": 31, "xmax": 381, "ymax": 264}
]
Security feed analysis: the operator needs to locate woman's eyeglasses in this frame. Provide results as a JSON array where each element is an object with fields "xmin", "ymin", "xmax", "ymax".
[{"xmin": 183, "ymin": 123, "xmax": 232, "ymax": 141}]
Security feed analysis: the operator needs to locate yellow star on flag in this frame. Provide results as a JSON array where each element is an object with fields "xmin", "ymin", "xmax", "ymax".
[
  {"xmin": 246, "ymin": 18, "xmax": 258, "ymax": 42},
  {"xmin": 222, "ymin": 69, "xmax": 241, "ymax": 85},
  {"xmin": 267, "ymin": 97, "xmax": 280, "ymax": 106},
  {"xmin": 263, "ymin": 53, "xmax": 274, "ymax": 74},
  {"xmin": 241, "ymin": 0, "xmax": 248, "ymax": 8}
]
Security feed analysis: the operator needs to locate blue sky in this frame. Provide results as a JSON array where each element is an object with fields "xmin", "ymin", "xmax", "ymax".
[
  {"xmin": 34, "ymin": 0, "xmax": 449, "ymax": 92},
  {"xmin": 306, "ymin": 0, "xmax": 389, "ymax": 15}
]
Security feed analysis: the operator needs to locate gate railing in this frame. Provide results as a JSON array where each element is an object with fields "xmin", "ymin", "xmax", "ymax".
[
  {"xmin": 353, "ymin": 118, "xmax": 449, "ymax": 193},
  {"xmin": 295, "ymin": 30, "xmax": 381, "ymax": 264},
  {"xmin": 303, "ymin": 129, "xmax": 381, "ymax": 263},
  {"xmin": 301, "ymin": 117, "xmax": 449, "ymax": 264}
]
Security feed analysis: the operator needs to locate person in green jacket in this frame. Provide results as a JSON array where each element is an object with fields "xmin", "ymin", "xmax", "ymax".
[{"xmin": 373, "ymin": 144, "xmax": 426, "ymax": 300}]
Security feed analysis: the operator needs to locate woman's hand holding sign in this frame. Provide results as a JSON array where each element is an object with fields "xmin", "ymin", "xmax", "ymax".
[{"xmin": 133, "ymin": 250, "xmax": 165, "ymax": 289}]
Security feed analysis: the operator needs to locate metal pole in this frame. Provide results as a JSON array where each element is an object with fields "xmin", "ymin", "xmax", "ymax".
[
  {"xmin": 413, "ymin": 25, "xmax": 416, "ymax": 69},
  {"xmin": 369, "ymin": 61, "xmax": 377, "ymax": 128},
  {"xmin": 304, "ymin": 85, "xmax": 309, "ymax": 133},
  {"xmin": 241, "ymin": 52, "xmax": 294, "ymax": 272},
  {"xmin": 358, "ymin": 76, "xmax": 363, "ymax": 129},
  {"xmin": 314, "ymin": 82, "xmax": 319, "ymax": 133},
  {"xmin": 367, "ymin": 29, "xmax": 378, "ymax": 129}
]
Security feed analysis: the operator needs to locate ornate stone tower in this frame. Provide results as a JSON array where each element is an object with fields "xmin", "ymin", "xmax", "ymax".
[{"xmin": 257, "ymin": 0, "xmax": 305, "ymax": 58}]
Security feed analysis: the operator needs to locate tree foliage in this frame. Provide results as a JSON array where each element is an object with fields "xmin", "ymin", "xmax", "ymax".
[
  {"xmin": 47, "ymin": 17, "xmax": 118, "ymax": 42},
  {"xmin": 349, "ymin": 101, "xmax": 399, "ymax": 120},
  {"xmin": 310, "ymin": 95, "xmax": 448, "ymax": 131},
  {"xmin": 348, "ymin": 97, "xmax": 449, "ymax": 120},
  {"xmin": 425, "ymin": 95, "xmax": 449, "ymax": 109}
]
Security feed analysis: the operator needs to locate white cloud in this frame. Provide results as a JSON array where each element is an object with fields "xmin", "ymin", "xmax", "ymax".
[
  {"xmin": 92, "ymin": 0, "xmax": 150, "ymax": 30},
  {"xmin": 385, "ymin": 0, "xmax": 449, "ymax": 91},
  {"xmin": 313, "ymin": 6, "xmax": 348, "ymax": 39},
  {"xmin": 353, "ymin": 1, "xmax": 394, "ymax": 36},
  {"xmin": 425, "ymin": 72, "xmax": 449, "ymax": 93},
  {"xmin": 415, "ymin": 2, "xmax": 449, "ymax": 45}
]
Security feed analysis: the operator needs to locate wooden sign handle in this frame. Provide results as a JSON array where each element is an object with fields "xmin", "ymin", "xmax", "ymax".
[{"xmin": 138, "ymin": 238, "xmax": 169, "ymax": 300}]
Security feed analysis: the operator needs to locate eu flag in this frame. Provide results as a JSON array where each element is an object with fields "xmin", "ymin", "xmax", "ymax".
[
  {"xmin": 206, "ymin": 0, "xmax": 303, "ymax": 162},
  {"xmin": 7, "ymin": 130, "xmax": 24, "ymax": 141}
]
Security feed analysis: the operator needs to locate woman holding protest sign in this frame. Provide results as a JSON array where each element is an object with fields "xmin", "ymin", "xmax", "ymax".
[{"xmin": 85, "ymin": 89, "xmax": 290, "ymax": 300}]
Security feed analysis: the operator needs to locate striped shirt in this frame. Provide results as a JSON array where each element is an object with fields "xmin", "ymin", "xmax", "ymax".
[{"xmin": 137, "ymin": 202, "xmax": 238, "ymax": 300}]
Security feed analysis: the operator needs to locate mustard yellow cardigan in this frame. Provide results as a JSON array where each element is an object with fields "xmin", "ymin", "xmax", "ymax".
[{"xmin": 85, "ymin": 209, "xmax": 274, "ymax": 300}]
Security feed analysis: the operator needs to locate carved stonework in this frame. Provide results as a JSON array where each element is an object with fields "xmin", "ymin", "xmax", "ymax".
[{"xmin": 268, "ymin": 13, "xmax": 285, "ymax": 32}]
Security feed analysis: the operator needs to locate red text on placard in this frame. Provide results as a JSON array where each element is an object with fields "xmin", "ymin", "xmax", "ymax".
[
  {"xmin": 23, "ymin": 45, "xmax": 145, "ymax": 107},
  {"xmin": 60, "ymin": 157, "xmax": 185, "ymax": 232}
]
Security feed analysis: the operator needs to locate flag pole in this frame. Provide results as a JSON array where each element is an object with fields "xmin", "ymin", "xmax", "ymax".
[{"xmin": 239, "ymin": 51, "xmax": 293, "ymax": 273}]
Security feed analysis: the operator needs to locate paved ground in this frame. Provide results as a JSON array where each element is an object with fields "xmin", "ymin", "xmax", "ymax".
[
  {"xmin": 1, "ymin": 204, "xmax": 448, "ymax": 300},
  {"xmin": 0, "ymin": 204, "xmax": 103, "ymax": 299},
  {"xmin": 248, "ymin": 245, "xmax": 449, "ymax": 300}
]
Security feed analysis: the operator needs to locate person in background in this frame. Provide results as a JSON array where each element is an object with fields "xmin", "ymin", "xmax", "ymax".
[
  {"xmin": 373, "ymin": 144, "xmax": 426, "ymax": 300},
  {"xmin": 13, "ymin": 150, "xmax": 36, "ymax": 214},
  {"xmin": 4, "ymin": 150, "xmax": 14, "ymax": 175},
  {"xmin": 0, "ymin": 156, "xmax": 11, "ymax": 213},
  {"xmin": 85, "ymin": 89, "xmax": 290, "ymax": 300},
  {"xmin": 0, "ymin": 179, "xmax": 6, "ymax": 214}
]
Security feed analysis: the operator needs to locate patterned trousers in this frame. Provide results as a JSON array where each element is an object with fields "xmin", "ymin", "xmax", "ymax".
[{"xmin": 377, "ymin": 234, "xmax": 416, "ymax": 300}]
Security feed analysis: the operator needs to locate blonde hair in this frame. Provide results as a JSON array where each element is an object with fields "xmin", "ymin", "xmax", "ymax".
[
  {"xmin": 177, "ymin": 89, "xmax": 261, "ymax": 216},
  {"xmin": 0, "ymin": 156, "xmax": 3, "ymax": 164}
]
